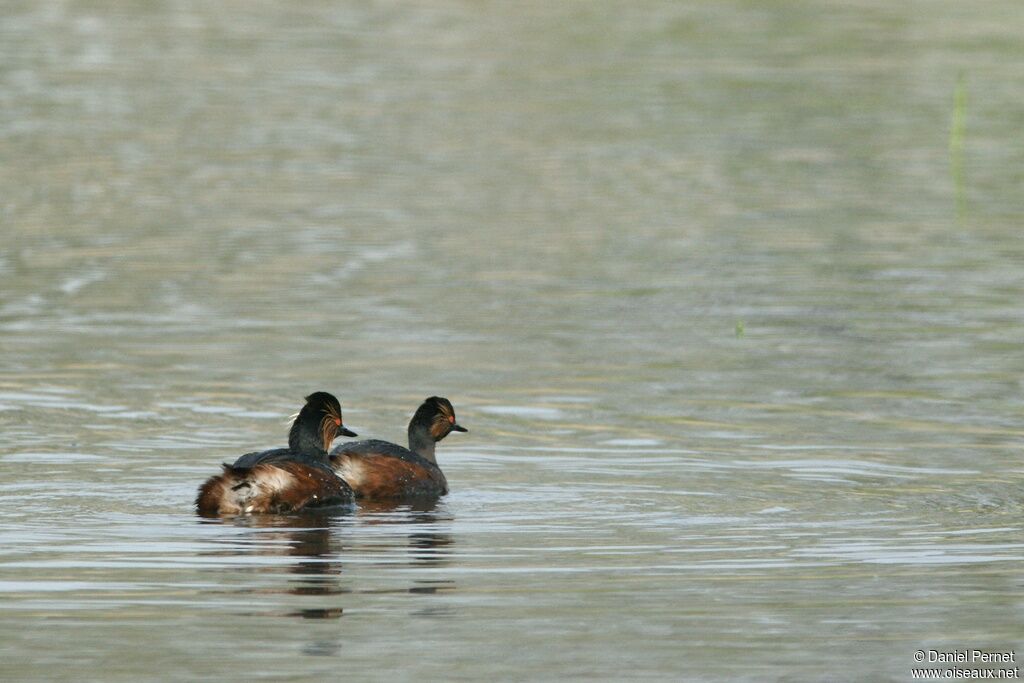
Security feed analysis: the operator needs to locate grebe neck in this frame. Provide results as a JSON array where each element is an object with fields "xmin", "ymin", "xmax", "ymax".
[
  {"xmin": 408, "ymin": 426, "xmax": 437, "ymax": 465},
  {"xmin": 289, "ymin": 415, "xmax": 327, "ymax": 456}
]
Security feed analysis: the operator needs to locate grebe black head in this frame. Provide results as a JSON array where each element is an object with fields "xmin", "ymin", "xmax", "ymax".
[
  {"xmin": 289, "ymin": 391, "xmax": 357, "ymax": 455},
  {"xmin": 407, "ymin": 396, "xmax": 466, "ymax": 462}
]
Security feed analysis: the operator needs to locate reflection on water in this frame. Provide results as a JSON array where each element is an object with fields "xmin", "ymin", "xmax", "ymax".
[
  {"xmin": 207, "ymin": 511, "xmax": 350, "ymax": 621},
  {"xmin": 200, "ymin": 502, "xmax": 455, "ymax": 621}
]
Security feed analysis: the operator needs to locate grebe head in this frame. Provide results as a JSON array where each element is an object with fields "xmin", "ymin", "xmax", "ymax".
[
  {"xmin": 410, "ymin": 396, "xmax": 467, "ymax": 444},
  {"xmin": 289, "ymin": 391, "xmax": 357, "ymax": 454}
]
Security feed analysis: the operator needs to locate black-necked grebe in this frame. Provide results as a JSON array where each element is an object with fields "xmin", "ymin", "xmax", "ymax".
[
  {"xmin": 196, "ymin": 392, "xmax": 358, "ymax": 516},
  {"xmin": 329, "ymin": 396, "xmax": 467, "ymax": 500}
]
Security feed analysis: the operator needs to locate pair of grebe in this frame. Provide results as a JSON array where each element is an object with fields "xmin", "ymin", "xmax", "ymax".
[{"xmin": 195, "ymin": 393, "xmax": 466, "ymax": 516}]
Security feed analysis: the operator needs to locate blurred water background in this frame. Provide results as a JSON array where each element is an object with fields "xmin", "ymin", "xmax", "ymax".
[{"xmin": 1, "ymin": 1, "xmax": 1023, "ymax": 680}]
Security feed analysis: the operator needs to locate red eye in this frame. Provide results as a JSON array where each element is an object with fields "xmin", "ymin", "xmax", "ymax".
[
  {"xmin": 334, "ymin": 417, "xmax": 341, "ymax": 426},
  {"xmin": 448, "ymin": 415, "xmax": 455, "ymax": 424}
]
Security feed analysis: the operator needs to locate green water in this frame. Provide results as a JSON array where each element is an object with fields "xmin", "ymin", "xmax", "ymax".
[{"xmin": 2, "ymin": 2, "xmax": 1023, "ymax": 680}]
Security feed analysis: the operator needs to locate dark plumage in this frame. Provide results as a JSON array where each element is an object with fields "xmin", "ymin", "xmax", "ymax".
[
  {"xmin": 329, "ymin": 396, "xmax": 467, "ymax": 500},
  {"xmin": 196, "ymin": 392, "xmax": 357, "ymax": 516}
]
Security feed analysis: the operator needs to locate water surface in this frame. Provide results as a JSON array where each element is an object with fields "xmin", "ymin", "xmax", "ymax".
[{"xmin": 2, "ymin": 2, "xmax": 1023, "ymax": 680}]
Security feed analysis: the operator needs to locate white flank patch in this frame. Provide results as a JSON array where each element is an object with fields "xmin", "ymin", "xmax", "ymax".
[
  {"xmin": 335, "ymin": 457, "xmax": 363, "ymax": 487},
  {"xmin": 255, "ymin": 466, "xmax": 296, "ymax": 493}
]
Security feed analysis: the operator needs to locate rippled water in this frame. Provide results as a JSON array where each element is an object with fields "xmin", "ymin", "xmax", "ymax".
[{"xmin": 2, "ymin": 2, "xmax": 1023, "ymax": 680}]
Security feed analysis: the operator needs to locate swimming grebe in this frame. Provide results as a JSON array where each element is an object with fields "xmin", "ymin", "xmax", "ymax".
[
  {"xmin": 329, "ymin": 396, "xmax": 467, "ymax": 500},
  {"xmin": 196, "ymin": 392, "xmax": 357, "ymax": 516}
]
